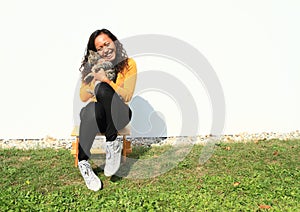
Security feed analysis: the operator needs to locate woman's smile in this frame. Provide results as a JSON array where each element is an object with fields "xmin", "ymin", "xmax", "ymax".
[
  {"xmin": 103, "ymin": 49, "xmax": 115, "ymax": 60},
  {"xmin": 94, "ymin": 33, "xmax": 116, "ymax": 62}
]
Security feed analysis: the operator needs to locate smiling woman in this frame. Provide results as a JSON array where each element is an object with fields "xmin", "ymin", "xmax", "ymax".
[
  {"xmin": 95, "ymin": 33, "xmax": 116, "ymax": 60},
  {"xmin": 80, "ymin": 29, "xmax": 130, "ymax": 85},
  {"xmin": 76, "ymin": 29, "xmax": 137, "ymax": 191}
]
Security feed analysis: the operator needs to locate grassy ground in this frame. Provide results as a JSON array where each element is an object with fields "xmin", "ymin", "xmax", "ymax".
[{"xmin": 0, "ymin": 139, "xmax": 299, "ymax": 211}]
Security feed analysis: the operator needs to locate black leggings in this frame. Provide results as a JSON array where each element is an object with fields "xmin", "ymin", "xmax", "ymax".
[{"xmin": 78, "ymin": 82, "xmax": 132, "ymax": 161}]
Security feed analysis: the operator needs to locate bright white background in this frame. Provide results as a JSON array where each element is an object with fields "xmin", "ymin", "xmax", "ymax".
[{"xmin": 0, "ymin": 0, "xmax": 299, "ymax": 138}]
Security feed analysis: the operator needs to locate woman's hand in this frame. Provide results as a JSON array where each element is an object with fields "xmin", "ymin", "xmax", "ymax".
[{"xmin": 93, "ymin": 69, "xmax": 110, "ymax": 83}]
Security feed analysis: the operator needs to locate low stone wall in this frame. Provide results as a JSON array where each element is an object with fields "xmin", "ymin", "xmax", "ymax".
[
  {"xmin": 0, "ymin": 130, "xmax": 299, "ymax": 149},
  {"xmin": 153, "ymin": 130, "xmax": 300, "ymax": 146}
]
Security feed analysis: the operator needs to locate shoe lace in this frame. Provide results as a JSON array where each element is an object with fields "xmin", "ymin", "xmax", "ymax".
[
  {"xmin": 106, "ymin": 143, "xmax": 112, "ymax": 159},
  {"xmin": 81, "ymin": 162, "xmax": 93, "ymax": 183},
  {"xmin": 106, "ymin": 141, "xmax": 122, "ymax": 160},
  {"xmin": 114, "ymin": 141, "xmax": 122, "ymax": 153}
]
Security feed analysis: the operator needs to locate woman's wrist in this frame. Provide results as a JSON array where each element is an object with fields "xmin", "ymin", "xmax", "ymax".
[{"xmin": 103, "ymin": 77, "xmax": 111, "ymax": 84}]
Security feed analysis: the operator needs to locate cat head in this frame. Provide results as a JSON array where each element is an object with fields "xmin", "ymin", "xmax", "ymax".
[{"xmin": 87, "ymin": 50, "xmax": 101, "ymax": 66}]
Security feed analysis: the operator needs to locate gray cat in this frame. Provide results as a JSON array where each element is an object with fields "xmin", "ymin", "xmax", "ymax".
[{"xmin": 84, "ymin": 50, "xmax": 116, "ymax": 83}]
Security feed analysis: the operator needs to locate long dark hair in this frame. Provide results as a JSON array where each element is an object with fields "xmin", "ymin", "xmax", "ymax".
[{"xmin": 79, "ymin": 29, "xmax": 128, "ymax": 81}]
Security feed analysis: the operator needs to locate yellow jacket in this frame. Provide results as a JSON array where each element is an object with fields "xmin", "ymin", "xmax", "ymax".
[{"xmin": 80, "ymin": 58, "xmax": 137, "ymax": 103}]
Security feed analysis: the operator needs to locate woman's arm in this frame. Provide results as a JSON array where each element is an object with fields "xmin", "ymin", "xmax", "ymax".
[
  {"xmin": 109, "ymin": 58, "xmax": 137, "ymax": 102},
  {"xmin": 79, "ymin": 81, "xmax": 95, "ymax": 102}
]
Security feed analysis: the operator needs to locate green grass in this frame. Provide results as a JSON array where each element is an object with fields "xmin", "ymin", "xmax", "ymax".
[{"xmin": 0, "ymin": 139, "xmax": 299, "ymax": 211}]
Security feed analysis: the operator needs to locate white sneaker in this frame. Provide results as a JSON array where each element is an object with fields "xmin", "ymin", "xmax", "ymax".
[
  {"xmin": 104, "ymin": 140, "xmax": 122, "ymax": 177},
  {"xmin": 78, "ymin": 160, "xmax": 102, "ymax": 191}
]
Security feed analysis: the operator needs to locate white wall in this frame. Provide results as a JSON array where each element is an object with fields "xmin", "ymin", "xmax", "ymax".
[{"xmin": 0, "ymin": 0, "xmax": 299, "ymax": 138}]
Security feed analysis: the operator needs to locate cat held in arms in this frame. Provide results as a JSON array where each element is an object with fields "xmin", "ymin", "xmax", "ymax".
[{"xmin": 83, "ymin": 50, "xmax": 116, "ymax": 84}]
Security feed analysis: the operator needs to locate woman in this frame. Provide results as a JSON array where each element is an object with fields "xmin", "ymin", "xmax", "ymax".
[{"xmin": 78, "ymin": 29, "xmax": 137, "ymax": 191}]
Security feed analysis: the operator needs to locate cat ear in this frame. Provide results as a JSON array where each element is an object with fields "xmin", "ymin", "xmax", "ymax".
[
  {"xmin": 87, "ymin": 51, "xmax": 93, "ymax": 64},
  {"xmin": 90, "ymin": 50, "xmax": 101, "ymax": 57},
  {"xmin": 88, "ymin": 50, "xmax": 95, "ymax": 56},
  {"xmin": 87, "ymin": 50, "xmax": 101, "ymax": 65}
]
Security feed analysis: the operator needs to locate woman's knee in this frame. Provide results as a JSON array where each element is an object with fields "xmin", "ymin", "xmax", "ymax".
[
  {"xmin": 95, "ymin": 82, "xmax": 114, "ymax": 100},
  {"xmin": 80, "ymin": 103, "xmax": 96, "ymax": 122}
]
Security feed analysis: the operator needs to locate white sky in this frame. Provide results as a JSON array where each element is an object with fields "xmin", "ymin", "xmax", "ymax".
[{"xmin": 0, "ymin": 0, "xmax": 299, "ymax": 138}]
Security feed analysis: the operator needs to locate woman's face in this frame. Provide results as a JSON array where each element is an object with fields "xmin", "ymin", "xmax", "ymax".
[{"xmin": 94, "ymin": 33, "xmax": 117, "ymax": 62}]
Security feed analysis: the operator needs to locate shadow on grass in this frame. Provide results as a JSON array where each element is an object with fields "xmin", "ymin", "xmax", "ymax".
[{"xmin": 90, "ymin": 145, "xmax": 151, "ymax": 181}]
